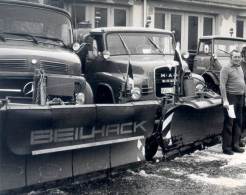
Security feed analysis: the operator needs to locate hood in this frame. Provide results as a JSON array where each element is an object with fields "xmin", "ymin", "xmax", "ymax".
[
  {"xmin": 108, "ymin": 54, "xmax": 177, "ymax": 75},
  {"xmin": 0, "ymin": 42, "xmax": 81, "ymax": 76},
  {"xmin": 106, "ymin": 54, "xmax": 178, "ymax": 100}
]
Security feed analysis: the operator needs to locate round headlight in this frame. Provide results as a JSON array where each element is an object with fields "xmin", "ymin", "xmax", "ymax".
[
  {"xmin": 195, "ymin": 83, "xmax": 205, "ymax": 92},
  {"xmin": 72, "ymin": 42, "xmax": 81, "ymax": 52},
  {"xmin": 131, "ymin": 87, "xmax": 141, "ymax": 101},
  {"xmin": 76, "ymin": 92, "xmax": 85, "ymax": 105}
]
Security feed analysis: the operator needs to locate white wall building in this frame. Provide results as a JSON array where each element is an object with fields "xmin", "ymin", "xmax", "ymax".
[{"xmin": 24, "ymin": 0, "xmax": 246, "ymax": 51}]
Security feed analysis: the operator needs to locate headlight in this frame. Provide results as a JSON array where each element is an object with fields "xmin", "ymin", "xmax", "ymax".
[
  {"xmin": 75, "ymin": 92, "xmax": 85, "ymax": 104},
  {"xmin": 195, "ymin": 83, "xmax": 205, "ymax": 92},
  {"xmin": 131, "ymin": 87, "xmax": 141, "ymax": 100}
]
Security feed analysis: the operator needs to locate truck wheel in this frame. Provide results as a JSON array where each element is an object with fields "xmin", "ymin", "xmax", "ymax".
[
  {"xmin": 206, "ymin": 80, "xmax": 220, "ymax": 94},
  {"xmin": 95, "ymin": 86, "xmax": 114, "ymax": 103},
  {"xmin": 145, "ymin": 135, "xmax": 158, "ymax": 161},
  {"xmin": 84, "ymin": 82, "xmax": 94, "ymax": 104}
]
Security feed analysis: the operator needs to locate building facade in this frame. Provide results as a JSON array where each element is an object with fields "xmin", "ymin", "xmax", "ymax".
[{"xmin": 22, "ymin": 0, "xmax": 246, "ymax": 52}]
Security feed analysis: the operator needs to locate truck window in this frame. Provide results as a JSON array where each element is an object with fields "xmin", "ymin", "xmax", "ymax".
[
  {"xmin": 107, "ymin": 33, "xmax": 127, "ymax": 55},
  {"xmin": 198, "ymin": 40, "xmax": 212, "ymax": 55},
  {"xmin": 106, "ymin": 32, "xmax": 174, "ymax": 55},
  {"xmin": 214, "ymin": 39, "xmax": 246, "ymax": 56},
  {"xmin": 0, "ymin": 4, "xmax": 72, "ymax": 46},
  {"xmin": 94, "ymin": 35, "xmax": 104, "ymax": 52}
]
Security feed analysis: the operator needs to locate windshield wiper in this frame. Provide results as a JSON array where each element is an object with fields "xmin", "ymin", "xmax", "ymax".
[
  {"xmin": 35, "ymin": 35, "xmax": 67, "ymax": 48},
  {"xmin": 1, "ymin": 32, "xmax": 38, "ymax": 44},
  {"xmin": 147, "ymin": 37, "xmax": 164, "ymax": 55}
]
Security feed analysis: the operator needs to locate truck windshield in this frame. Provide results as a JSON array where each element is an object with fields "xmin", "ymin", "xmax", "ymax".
[
  {"xmin": 214, "ymin": 39, "xmax": 246, "ymax": 56},
  {"xmin": 106, "ymin": 32, "xmax": 174, "ymax": 55},
  {"xmin": 0, "ymin": 4, "xmax": 72, "ymax": 46}
]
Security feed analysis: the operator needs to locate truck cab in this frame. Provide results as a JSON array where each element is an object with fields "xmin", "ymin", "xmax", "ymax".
[
  {"xmin": 76, "ymin": 27, "xmax": 201, "ymax": 104},
  {"xmin": 193, "ymin": 36, "xmax": 246, "ymax": 92},
  {"xmin": 0, "ymin": 0, "xmax": 93, "ymax": 105}
]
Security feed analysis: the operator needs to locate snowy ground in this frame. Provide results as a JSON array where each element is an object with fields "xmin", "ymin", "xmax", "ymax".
[{"xmin": 25, "ymin": 143, "xmax": 246, "ymax": 195}]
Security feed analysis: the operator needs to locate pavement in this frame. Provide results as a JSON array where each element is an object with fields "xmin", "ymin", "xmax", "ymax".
[{"xmin": 25, "ymin": 143, "xmax": 246, "ymax": 195}]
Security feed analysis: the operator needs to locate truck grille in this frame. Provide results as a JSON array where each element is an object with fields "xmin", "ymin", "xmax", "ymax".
[
  {"xmin": 141, "ymin": 84, "xmax": 153, "ymax": 95},
  {"xmin": 0, "ymin": 59, "xmax": 28, "ymax": 71},
  {"xmin": 40, "ymin": 60, "xmax": 68, "ymax": 74},
  {"xmin": 155, "ymin": 66, "xmax": 177, "ymax": 98}
]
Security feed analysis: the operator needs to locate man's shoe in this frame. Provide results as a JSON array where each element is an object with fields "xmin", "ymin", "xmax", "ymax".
[
  {"xmin": 232, "ymin": 147, "xmax": 245, "ymax": 153},
  {"xmin": 223, "ymin": 150, "xmax": 234, "ymax": 155},
  {"xmin": 239, "ymin": 141, "xmax": 245, "ymax": 147}
]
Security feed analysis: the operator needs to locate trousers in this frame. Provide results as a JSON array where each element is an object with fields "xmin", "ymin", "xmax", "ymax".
[{"xmin": 222, "ymin": 93, "xmax": 244, "ymax": 151}]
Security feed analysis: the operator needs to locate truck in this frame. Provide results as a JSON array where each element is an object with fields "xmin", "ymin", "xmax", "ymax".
[
  {"xmin": 0, "ymin": 1, "xmax": 159, "ymax": 191},
  {"xmin": 0, "ymin": 1, "xmax": 223, "ymax": 192},
  {"xmin": 192, "ymin": 36, "xmax": 246, "ymax": 93},
  {"xmin": 75, "ymin": 27, "xmax": 223, "ymax": 161}
]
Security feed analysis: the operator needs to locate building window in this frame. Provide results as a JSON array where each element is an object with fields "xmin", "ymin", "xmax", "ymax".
[
  {"xmin": 154, "ymin": 12, "xmax": 165, "ymax": 29},
  {"xmin": 72, "ymin": 5, "xmax": 86, "ymax": 28},
  {"xmin": 188, "ymin": 16, "xmax": 198, "ymax": 51},
  {"xmin": 95, "ymin": 7, "xmax": 107, "ymax": 28},
  {"xmin": 237, "ymin": 20, "xmax": 244, "ymax": 38},
  {"xmin": 203, "ymin": 17, "xmax": 213, "ymax": 36},
  {"xmin": 114, "ymin": 9, "xmax": 126, "ymax": 26},
  {"xmin": 171, "ymin": 14, "xmax": 182, "ymax": 44}
]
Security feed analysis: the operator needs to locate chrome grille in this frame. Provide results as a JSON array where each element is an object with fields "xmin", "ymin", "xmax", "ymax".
[
  {"xmin": 155, "ymin": 66, "xmax": 177, "ymax": 98},
  {"xmin": 0, "ymin": 59, "xmax": 28, "ymax": 71},
  {"xmin": 40, "ymin": 60, "xmax": 68, "ymax": 74},
  {"xmin": 141, "ymin": 84, "xmax": 153, "ymax": 95}
]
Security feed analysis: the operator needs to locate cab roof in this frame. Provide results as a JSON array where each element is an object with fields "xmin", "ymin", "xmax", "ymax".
[
  {"xmin": 90, "ymin": 27, "xmax": 173, "ymax": 34},
  {"xmin": 200, "ymin": 35, "xmax": 246, "ymax": 41},
  {"xmin": 0, "ymin": 0, "xmax": 71, "ymax": 18}
]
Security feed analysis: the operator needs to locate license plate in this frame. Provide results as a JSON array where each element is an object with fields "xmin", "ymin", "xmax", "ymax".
[{"xmin": 161, "ymin": 87, "xmax": 174, "ymax": 94}]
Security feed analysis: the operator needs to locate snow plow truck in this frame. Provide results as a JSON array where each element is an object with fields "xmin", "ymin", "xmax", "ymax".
[{"xmin": 0, "ymin": 0, "xmax": 223, "ymax": 192}]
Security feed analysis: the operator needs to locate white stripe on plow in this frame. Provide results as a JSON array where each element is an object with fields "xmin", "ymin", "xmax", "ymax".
[{"xmin": 162, "ymin": 112, "xmax": 174, "ymax": 146}]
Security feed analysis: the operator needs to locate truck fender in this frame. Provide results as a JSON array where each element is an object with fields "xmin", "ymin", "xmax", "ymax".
[
  {"xmin": 84, "ymin": 82, "xmax": 94, "ymax": 104},
  {"xmin": 202, "ymin": 71, "xmax": 219, "ymax": 86},
  {"xmin": 96, "ymin": 83, "xmax": 116, "ymax": 103}
]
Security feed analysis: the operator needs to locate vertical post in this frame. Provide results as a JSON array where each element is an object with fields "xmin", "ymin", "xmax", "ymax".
[{"xmin": 143, "ymin": 0, "xmax": 147, "ymax": 27}]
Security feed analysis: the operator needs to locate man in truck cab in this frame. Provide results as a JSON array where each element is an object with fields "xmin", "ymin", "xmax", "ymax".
[{"xmin": 220, "ymin": 50, "xmax": 245, "ymax": 155}]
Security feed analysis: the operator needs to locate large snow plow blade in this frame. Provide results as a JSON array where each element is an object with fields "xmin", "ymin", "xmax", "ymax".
[
  {"xmin": 145, "ymin": 97, "xmax": 224, "ymax": 160},
  {"xmin": 0, "ymin": 101, "xmax": 159, "ymax": 191},
  {"xmin": 170, "ymin": 104, "xmax": 223, "ymax": 145},
  {"xmin": 164, "ymin": 97, "xmax": 223, "ymax": 152}
]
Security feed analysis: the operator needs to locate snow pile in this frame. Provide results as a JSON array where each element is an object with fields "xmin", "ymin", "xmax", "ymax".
[
  {"xmin": 138, "ymin": 170, "xmax": 163, "ymax": 178},
  {"xmin": 188, "ymin": 173, "xmax": 246, "ymax": 188}
]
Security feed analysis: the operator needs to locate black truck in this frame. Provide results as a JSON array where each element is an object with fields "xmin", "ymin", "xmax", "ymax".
[
  {"xmin": 75, "ymin": 27, "xmax": 208, "ymax": 103},
  {"xmin": 192, "ymin": 36, "xmax": 246, "ymax": 93},
  {"xmin": 0, "ymin": 0, "xmax": 93, "ymax": 105}
]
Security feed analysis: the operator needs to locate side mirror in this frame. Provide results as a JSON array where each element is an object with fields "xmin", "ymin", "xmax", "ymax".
[
  {"xmin": 182, "ymin": 52, "xmax": 190, "ymax": 60},
  {"xmin": 103, "ymin": 50, "xmax": 110, "ymax": 59}
]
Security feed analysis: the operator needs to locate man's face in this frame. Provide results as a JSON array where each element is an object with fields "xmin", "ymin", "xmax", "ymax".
[{"xmin": 231, "ymin": 52, "xmax": 242, "ymax": 66}]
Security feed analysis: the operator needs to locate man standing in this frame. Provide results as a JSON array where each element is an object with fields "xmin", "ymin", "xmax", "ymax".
[{"xmin": 220, "ymin": 50, "xmax": 245, "ymax": 155}]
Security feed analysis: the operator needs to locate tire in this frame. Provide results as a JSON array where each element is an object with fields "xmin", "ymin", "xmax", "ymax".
[
  {"xmin": 145, "ymin": 135, "xmax": 159, "ymax": 161},
  {"xmin": 95, "ymin": 86, "xmax": 113, "ymax": 104},
  {"xmin": 204, "ymin": 78, "xmax": 220, "ymax": 94}
]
